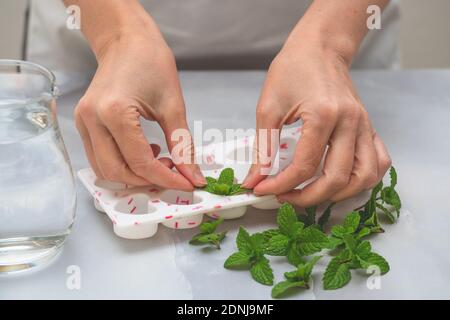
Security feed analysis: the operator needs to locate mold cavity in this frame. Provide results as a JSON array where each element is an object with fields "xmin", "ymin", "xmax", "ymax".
[
  {"xmin": 226, "ymin": 145, "xmax": 252, "ymax": 163},
  {"xmin": 95, "ymin": 179, "xmax": 126, "ymax": 191},
  {"xmin": 279, "ymin": 137, "xmax": 297, "ymax": 152},
  {"xmin": 196, "ymin": 152, "xmax": 224, "ymax": 171},
  {"xmin": 114, "ymin": 194, "xmax": 156, "ymax": 215},
  {"xmin": 160, "ymin": 190, "xmax": 202, "ymax": 206}
]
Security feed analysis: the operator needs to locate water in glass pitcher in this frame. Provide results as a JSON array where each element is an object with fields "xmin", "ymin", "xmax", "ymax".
[{"xmin": 0, "ymin": 99, "xmax": 76, "ymax": 273}]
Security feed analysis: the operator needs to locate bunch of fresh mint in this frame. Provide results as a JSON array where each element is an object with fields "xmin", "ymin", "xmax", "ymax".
[
  {"xmin": 203, "ymin": 168, "xmax": 250, "ymax": 196},
  {"xmin": 190, "ymin": 166, "xmax": 401, "ymax": 298}
]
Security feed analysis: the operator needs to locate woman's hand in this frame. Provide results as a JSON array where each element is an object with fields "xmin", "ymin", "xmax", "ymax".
[
  {"xmin": 74, "ymin": 33, "xmax": 205, "ymax": 191},
  {"xmin": 243, "ymin": 42, "xmax": 391, "ymax": 207}
]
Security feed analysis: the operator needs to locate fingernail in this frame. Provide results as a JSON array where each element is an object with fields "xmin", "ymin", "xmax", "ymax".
[
  {"xmin": 275, "ymin": 195, "xmax": 285, "ymax": 204},
  {"xmin": 241, "ymin": 171, "xmax": 254, "ymax": 188},
  {"xmin": 194, "ymin": 170, "xmax": 207, "ymax": 186}
]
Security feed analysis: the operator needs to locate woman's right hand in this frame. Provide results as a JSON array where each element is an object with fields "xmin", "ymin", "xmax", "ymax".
[{"xmin": 74, "ymin": 31, "xmax": 206, "ymax": 191}]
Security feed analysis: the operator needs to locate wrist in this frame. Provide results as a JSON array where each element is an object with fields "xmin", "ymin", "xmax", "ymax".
[{"xmin": 282, "ymin": 28, "xmax": 358, "ymax": 67}]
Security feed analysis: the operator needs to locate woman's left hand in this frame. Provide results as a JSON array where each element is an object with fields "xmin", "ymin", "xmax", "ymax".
[{"xmin": 242, "ymin": 42, "xmax": 391, "ymax": 207}]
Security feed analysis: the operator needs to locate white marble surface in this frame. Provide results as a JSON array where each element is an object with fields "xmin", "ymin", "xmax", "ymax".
[{"xmin": 1, "ymin": 70, "xmax": 450, "ymax": 299}]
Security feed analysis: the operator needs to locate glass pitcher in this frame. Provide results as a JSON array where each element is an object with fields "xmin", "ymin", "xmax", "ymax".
[{"xmin": 0, "ymin": 60, "xmax": 76, "ymax": 273}]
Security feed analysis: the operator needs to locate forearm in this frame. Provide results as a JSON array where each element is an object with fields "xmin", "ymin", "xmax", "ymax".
[
  {"xmin": 64, "ymin": 0, "xmax": 161, "ymax": 58},
  {"xmin": 285, "ymin": 0, "xmax": 389, "ymax": 65}
]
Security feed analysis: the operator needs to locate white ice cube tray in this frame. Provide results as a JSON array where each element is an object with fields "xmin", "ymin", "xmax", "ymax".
[{"xmin": 78, "ymin": 127, "xmax": 302, "ymax": 239}]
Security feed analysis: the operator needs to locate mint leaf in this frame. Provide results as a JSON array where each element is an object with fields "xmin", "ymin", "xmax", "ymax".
[
  {"xmin": 297, "ymin": 255, "xmax": 322, "ymax": 281},
  {"xmin": 358, "ymin": 252, "xmax": 390, "ymax": 274},
  {"xmin": 277, "ymin": 203, "xmax": 301, "ymax": 236},
  {"xmin": 236, "ymin": 226, "xmax": 253, "ymax": 254},
  {"xmin": 261, "ymin": 229, "xmax": 281, "ymax": 242},
  {"xmin": 271, "ymin": 280, "xmax": 307, "ymax": 298},
  {"xmin": 265, "ymin": 234, "xmax": 290, "ymax": 256},
  {"xmin": 199, "ymin": 217, "xmax": 223, "ymax": 234},
  {"xmin": 250, "ymin": 233, "xmax": 267, "ymax": 255},
  {"xmin": 342, "ymin": 234, "xmax": 358, "ymax": 251},
  {"xmin": 389, "ymin": 166, "xmax": 397, "ymax": 188},
  {"xmin": 356, "ymin": 227, "xmax": 371, "ymax": 239},
  {"xmin": 229, "ymin": 184, "xmax": 250, "ymax": 195},
  {"xmin": 205, "ymin": 176, "xmax": 217, "ymax": 184},
  {"xmin": 343, "ymin": 212, "xmax": 360, "ymax": 233},
  {"xmin": 213, "ymin": 183, "xmax": 231, "ymax": 195},
  {"xmin": 328, "ymin": 236, "xmax": 344, "ymax": 250},
  {"xmin": 381, "ymin": 187, "xmax": 401, "ymax": 213},
  {"xmin": 189, "ymin": 234, "xmax": 204, "ymax": 244},
  {"xmin": 331, "ymin": 225, "xmax": 347, "ymax": 238},
  {"xmin": 250, "ymin": 256, "xmax": 274, "ymax": 285},
  {"xmin": 224, "ymin": 251, "xmax": 252, "ymax": 268},
  {"xmin": 296, "ymin": 226, "xmax": 330, "ymax": 255},
  {"xmin": 218, "ymin": 167, "xmax": 234, "ymax": 185},
  {"xmin": 376, "ymin": 202, "xmax": 396, "ymax": 223},
  {"xmin": 355, "ymin": 240, "xmax": 371, "ymax": 258},
  {"xmin": 323, "ymin": 250, "xmax": 352, "ymax": 290},
  {"xmin": 287, "ymin": 242, "xmax": 304, "ymax": 266},
  {"xmin": 204, "ymin": 183, "xmax": 216, "ymax": 193}
]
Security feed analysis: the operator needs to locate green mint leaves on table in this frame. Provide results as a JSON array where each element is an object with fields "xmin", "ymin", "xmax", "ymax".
[
  {"xmin": 189, "ymin": 217, "xmax": 227, "ymax": 249},
  {"xmin": 203, "ymin": 168, "xmax": 251, "ymax": 196},
  {"xmin": 191, "ymin": 166, "xmax": 400, "ymax": 298},
  {"xmin": 272, "ymin": 256, "xmax": 322, "ymax": 298},
  {"xmin": 224, "ymin": 227, "xmax": 274, "ymax": 285}
]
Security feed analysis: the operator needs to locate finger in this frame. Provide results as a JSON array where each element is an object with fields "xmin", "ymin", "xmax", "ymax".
[
  {"xmin": 74, "ymin": 108, "xmax": 103, "ymax": 179},
  {"xmin": 373, "ymin": 132, "xmax": 392, "ymax": 180},
  {"xmin": 277, "ymin": 110, "xmax": 359, "ymax": 207},
  {"xmin": 242, "ymin": 110, "xmax": 281, "ymax": 189},
  {"xmin": 86, "ymin": 123, "xmax": 151, "ymax": 186},
  {"xmin": 161, "ymin": 116, "xmax": 207, "ymax": 187},
  {"xmin": 99, "ymin": 105, "xmax": 194, "ymax": 191},
  {"xmin": 330, "ymin": 113, "xmax": 379, "ymax": 202},
  {"xmin": 253, "ymin": 106, "xmax": 336, "ymax": 195}
]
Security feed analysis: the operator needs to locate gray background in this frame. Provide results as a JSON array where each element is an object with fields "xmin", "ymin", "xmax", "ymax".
[{"xmin": 1, "ymin": 0, "xmax": 450, "ymax": 68}]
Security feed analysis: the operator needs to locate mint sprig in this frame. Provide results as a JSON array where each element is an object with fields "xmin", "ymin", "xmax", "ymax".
[
  {"xmin": 224, "ymin": 227, "xmax": 274, "ymax": 285},
  {"xmin": 189, "ymin": 217, "xmax": 227, "ymax": 249},
  {"xmin": 323, "ymin": 217, "xmax": 390, "ymax": 290},
  {"xmin": 203, "ymin": 168, "xmax": 251, "ymax": 196},
  {"xmin": 272, "ymin": 256, "xmax": 322, "ymax": 298}
]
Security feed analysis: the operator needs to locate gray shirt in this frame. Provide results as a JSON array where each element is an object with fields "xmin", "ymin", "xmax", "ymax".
[{"xmin": 27, "ymin": 0, "xmax": 400, "ymax": 92}]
